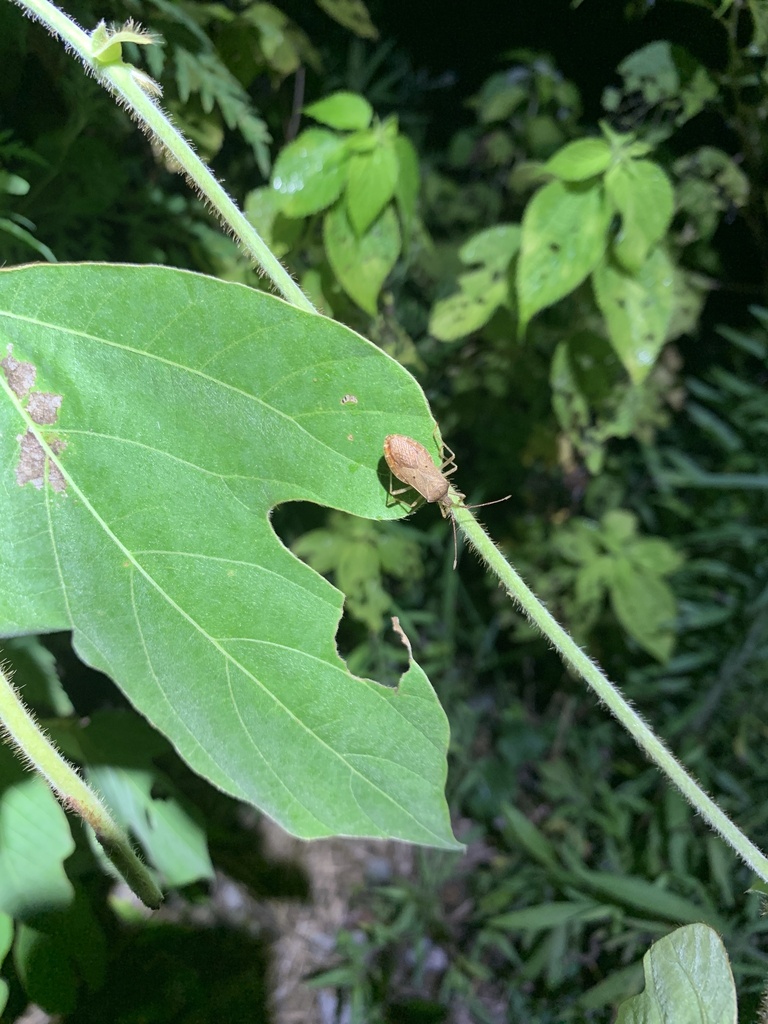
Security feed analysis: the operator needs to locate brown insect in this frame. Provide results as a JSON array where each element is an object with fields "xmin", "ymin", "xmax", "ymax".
[{"xmin": 383, "ymin": 433, "xmax": 508, "ymax": 568}]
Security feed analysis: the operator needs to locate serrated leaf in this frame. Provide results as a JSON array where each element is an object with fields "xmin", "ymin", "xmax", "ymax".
[
  {"xmin": 0, "ymin": 747, "xmax": 74, "ymax": 919},
  {"xmin": 543, "ymin": 138, "xmax": 612, "ymax": 181},
  {"xmin": 304, "ymin": 91, "xmax": 373, "ymax": 131},
  {"xmin": 346, "ymin": 138, "xmax": 399, "ymax": 235},
  {"xmin": 0, "ymin": 263, "xmax": 457, "ymax": 850},
  {"xmin": 593, "ymin": 248, "xmax": 674, "ymax": 384},
  {"xmin": 616, "ymin": 924, "xmax": 737, "ymax": 1024},
  {"xmin": 518, "ymin": 180, "xmax": 610, "ymax": 331},
  {"xmin": 608, "ymin": 561, "xmax": 677, "ymax": 661},
  {"xmin": 272, "ymin": 128, "xmax": 349, "ymax": 216},
  {"xmin": 606, "ymin": 160, "xmax": 674, "ymax": 273},
  {"xmin": 324, "ymin": 203, "xmax": 401, "ymax": 314}
]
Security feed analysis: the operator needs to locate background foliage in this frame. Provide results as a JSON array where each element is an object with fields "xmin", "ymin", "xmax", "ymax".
[{"xmin": 1, "ymin": 0, "xmax": 768, "ymax": 1021}]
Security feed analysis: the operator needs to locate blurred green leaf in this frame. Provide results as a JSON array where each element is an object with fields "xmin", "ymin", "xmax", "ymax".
[
  {"xmin": 314, "ymin": 0, "xmax": 379, "ymax": 39},
  {"xmin": 543, "ymin": 138, "xmax": 611, "ymax": 181},
  {"xmin": 575, "ymin": 870, "xmax": 722, "ymax": 928},
  {"xmin": 0, "ymin": 171, "xmax": 29, "ymax": 197},
  {"xmin": 324, "ymin": 202, "xmax": 401, "ymax": 314},
  {"xmin": 0, "ymin": 218, "xmax": 56, "ymax": 263},
  {"xmin": 0, "ymin": 636, "xmax": 74, "ymax": 717},
  {"xmin": 394, "ymin": 135, "xmax": 420, "ymax": 243},
  {"xmin": 459, "ymin": 224, "xmax": 521, "ymax": 269},
  {"xmin": 13, "ymin": 888, "xmax": 106, "ymax": 1015},
  {"xmin": 490, "ymin": 900, "xmax": 607, "ymax": 932},
  {"xmin": 244, "ymin": 185, "xmax": 303, "ymax": 258},
  {"xmin": 0, "ymin": 916, "xmax": 9, "ymax": 1015},
  {"xmin": 500, "ymin": 805, "xmax": 561, "ymax": 872},
  {"xmin": 346, "ymin": 135, "xmax": 399, "ymax": 235},
  {"xmin": 293, "ymin": 512, "xmax": 422, "ymax": 631},
  {"xmin": 272, "ymin": 128, "xmax": 349, "ymax": 216},
  {"xmin": 430, "ymin": 225, "xmax": 519, "ymax": 341},
  {"xmin": 518, "ymin": 179, "xmax": 610, "ymax": 331},
  {"xmin": 608, "ymin": 560, "xmax": 677, "ymax": 661},
  {"xmin": 0, "ymin": 747, "xmax": 74, "ymax": 920},
  {"xmin": 429, "ymin": 272, "xmax": 509, "ymax": 342},
  {"xmin": 73, "ymin": 711, "xmax": 214, "ymax": 888},
  {"xmin": 304, "ymin": 91, "xmax": 373, "ymax": 132},
  {"xmin": 593, "ymin": 247, "xmax": 674, "ymax": 383},
  {"xmin": 606, "ymin": 160, "xmax": 674, "ymax": 273}
]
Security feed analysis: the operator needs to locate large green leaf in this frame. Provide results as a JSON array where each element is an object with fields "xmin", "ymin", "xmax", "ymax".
[
  {"xmin": 616, "ymin": 924, "xmax": 737, "ymax": 1024},
  {"xmin": 0, "ymin": 263, "xmax": 458, "ymax": 850}
]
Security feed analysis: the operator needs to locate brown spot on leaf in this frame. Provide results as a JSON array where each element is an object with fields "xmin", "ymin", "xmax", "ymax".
[
  {"xmin": 26, "ymin": 392, "xmax": 62, "ymax": 425},
  {"xmin": 1, "ymin": 349, "xmax": 36, "ymax": 399},
  {"xmin": 17, "ymin": 431, "xmax": 67, "ymax": 492},
  {"xmin": 2, "ymin": 349, "xmax": 66, "ymax": 489}
]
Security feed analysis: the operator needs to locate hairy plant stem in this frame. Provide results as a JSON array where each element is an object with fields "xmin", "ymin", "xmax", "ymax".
[
  {"xmin": 453, "ymin": 495, "xmax": 768, "ymax": 884},
  {"xmin": 0, "ymin": 661, "xmax": 163, "ymax": 908},
  {"xmin": 14, "ymin": 0, "xmax": 315, "ymax": 314}
]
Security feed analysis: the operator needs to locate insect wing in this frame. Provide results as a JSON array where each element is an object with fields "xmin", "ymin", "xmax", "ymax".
[{"xmin": 384, "ymin": 434, "xmax": 449, "ymax": 503}]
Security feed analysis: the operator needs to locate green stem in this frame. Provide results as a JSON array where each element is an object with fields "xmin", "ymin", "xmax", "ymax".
[
  {"xmin": 0, "ymin": 660, "xmax": 162, "ymax": 908},
  {"xmin": 452, "ymin": 495, "xmax": 768, "ymax": 884},
  {"xmin": 14, "ymin": 0, "xmax": 315, "ymax": 314}
]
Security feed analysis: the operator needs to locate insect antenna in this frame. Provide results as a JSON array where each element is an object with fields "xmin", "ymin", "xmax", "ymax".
[{"xmin": 448, "ymin": 494, "xmax": 511, "ymax": 569}]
